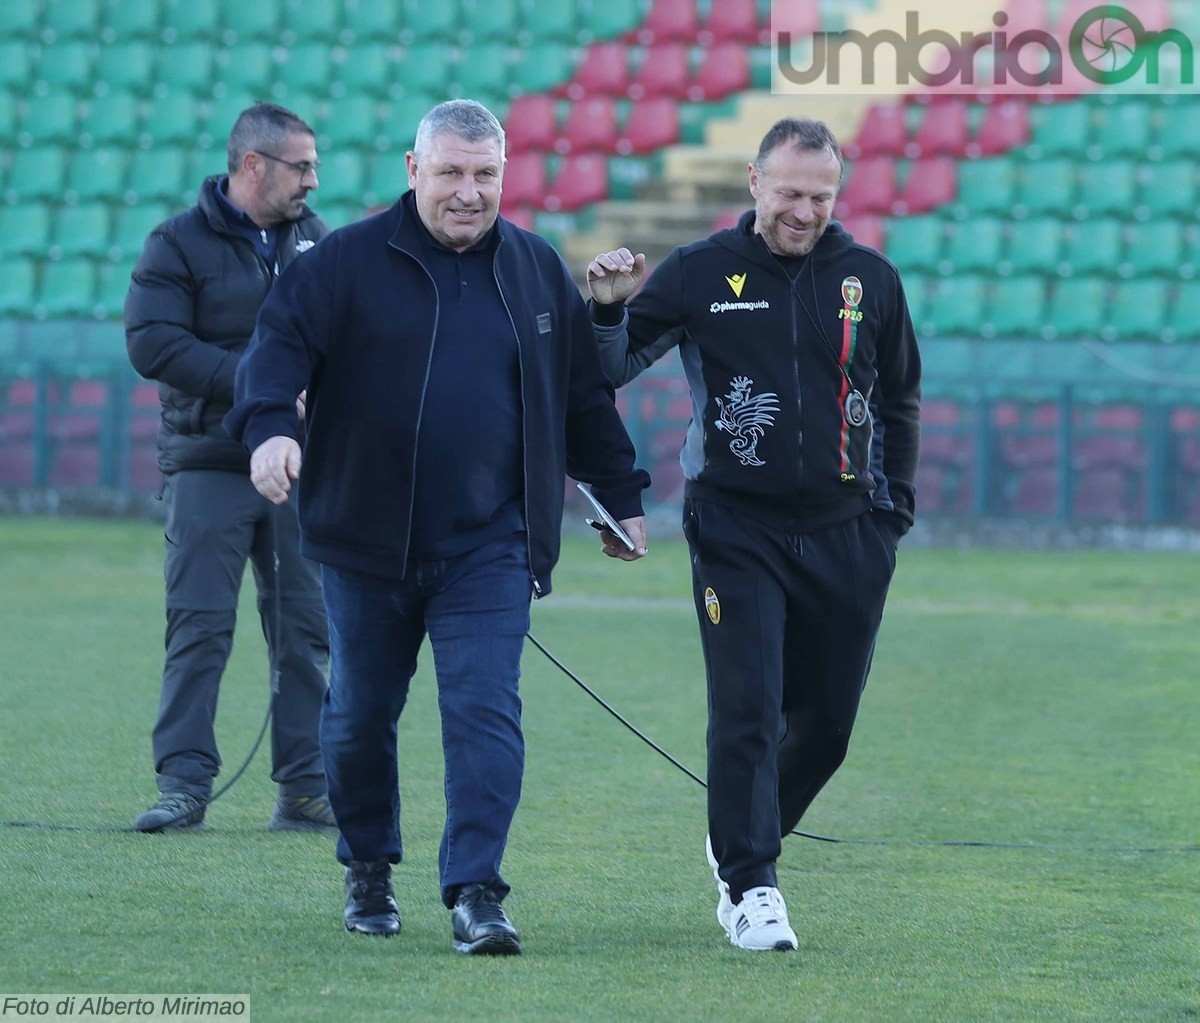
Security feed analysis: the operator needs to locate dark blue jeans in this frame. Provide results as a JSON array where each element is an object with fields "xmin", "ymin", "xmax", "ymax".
[{"xmin": 320, "ymin": 533, "xmax": 531, "ymax": 907}]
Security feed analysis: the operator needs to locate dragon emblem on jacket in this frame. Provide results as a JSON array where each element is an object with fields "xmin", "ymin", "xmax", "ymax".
[{"xmin": 715, "ymin": 376, "xmax": 780, "ymax": 467}]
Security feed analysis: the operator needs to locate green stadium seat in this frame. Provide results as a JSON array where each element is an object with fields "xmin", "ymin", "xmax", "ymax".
[
  {"xmin": 1002, "ymin": 216, "xmax": 1061, "ymax": 277},
  {"xmin": 160, "ymin": 0, "xmax": 219, "ymax": 42},
  {"xmin": 901, "ymin": 272, "xmax": 929, "ymax": 334},
  {"xmin": 509, "ymin": 41, "xmax": 576, "ymax": 94},
  {"xmin": 363, "ymin": 150, "xmax": 410, "ymax": 208},
  {"xmin": 1153, "ymin": 102, "xmax": 1200, "ymax": 160},
  {"xmin": 35, "ymin": 258, "xmax": 99, "ymax": 319},
  {"xmin": 1135, "ymin": 160, "xmax": 1196, "ymax": 220},
  {"xmin": 943, "ymin": 217, "xmax": 1003, "ymax": 275},
  {"xmin": 0, "ymin": 259, "xmax": 36, "ymax": 316},
  {"xmin": 212, "ymin": 44, "xmax": 275, "ymax": 96},
  {"xmin": 184, "ymin": 149, "xmax": 225, "ymax": 188},
  {"xmin": 1012, "ymin": 157, "xmax": 1074, "ymax": 219},
  {"xmin": 111, "ymin": 203, "xmax": 172, "ymax": 260},
  {"xmin": 576, "ymin": 0, "xmax": 642, "ymax": 42},
  {"xmin": 313, "ymin": 202, "xmax": 366, "ymax": 229},
  {"xmin": 65, "ymin": 147, "xmax": 129, "ymax": 204},
  {"xmin": 279, "ymin": 0, "xmax": 341, "ymax": 44},
  {"xmin": 50, "ymin": 204, "xmax": 113, "ymax": 260},
  {"xmin": 317, "ymin": 97, "xmax": 386, "ymax": 150},
  {"xmin": 953, "ymin": 156, "xmax": 1016, "ymax": 217},
  {"xmin": 0, "ymin": 93, "xmax": 14, "ymax": 139},
  {"xmin": 1045, "ymin": 276, "xmax": 1107, "ymax": 339},
  {"xmin": 449, "ymin": 43, "xmax": 513, "ymax": 100},
  {"xmin": 394, "ymin": 43, "xmax": 452, "ymax": 98},
  {"xmin": 0, "ymin": 204, "xmax": 54, "ymax": 258},
  {"xmin": 1167, "ymin": 281, "xmax": 1200, "ymax": 341},
  {"xmin": 924, "ymin": 275, "xmax": 987, "ymax": 337},
  {"xmin": 1105, "ymin": 279, "xmax": 1169, "ymax": 342},
  {"xmin": 1061, "ymin": 219, "xmax": 1122, "ymax": 277},
  {"xmin": 202, "ymin": 91, "xmax": 260, "ymax": 145},
  {"xmin": 882, "ymin": 215, "xmax": 943, "ymax": 275},
  {"xmin": 31, "ymin": 41, "xmax": 94, "ymax": 93},
  {"xmin": 518, "ymin": 0, "xmax": 579, "ymax": 42},
  {"xmin": 127, "ymin": 148, "xmax": 190, "ymax": 204},
  {"xmin": 984, "ymin": 276, "xmax": 1046, "ymax": 339},
  {"xmin": 1092, "ymin": 98, "xmax": 1152, "ymax": 158},
  {"xmin": 331, "ymin": 43, "xmax": 400, "ymax": 99},
  {"xmin": 4, "ymin": 148, "xmax": 68, "ymax": 203},
  {"xmin": 42, "ymin": 0, "xmax": 102, "ymax": 39},
  {"xmin": 310, "ymin": 150, "xmax": 366, "ymax": 206},
  {"xmin": 94, "ymin": 42, "xmax": 157, "ymax": 95},
  {"xmin": 341, "ymin": 0, "xmax": 402, "ymax": 42},
  {"xmin": 79, "ymin": 93, "xmax": 141, "ymax": 146},
  {"xmin": 95, "ymin": 261, "xmax": 132, "ymax": 320},
  {"xmin": 0, "ymin": 41, "xmax": 31, "ymax": 90},
  {"xmin": 1121, "ymin": 220, "xmax": 1183, "ymax": 278},
  {"xmin": 272, "ymin": 42, "xmax": 334, "ymax": 99},
  {"xmin": 140, "ymin": 91, "xmax": 205, "ymax": 146},
  {"xmin": 155, "ymin": 41, "xmax": 215, "ymax": 94},
  {"xmin": 0, "ymin": 0, "xmax": 40, "ymax": 39},
  {"xmin": 400, "ymin": 0, "xmax": 460, "ymax": 40},
  {"xmin": 1073, "ymin": 159, "xmax": 1136, "ymax": 218},
  {"xmin": 460, "ymin": 0, "xmax": 519, "ymax": 42},
  {"xmin": 17, "ymin": 93, "xmax": 80, "ymax": 146},
  {"xmin": 1027, "ymin": 100, "xmax": 1092, "ymax": 158},
  {"xmin": 217, "ymin": 0, "xmax": 280, "ymax": 43},
  {"xmin": 99, "ymin": 0, "xmax": 159, "ymax": 41}
]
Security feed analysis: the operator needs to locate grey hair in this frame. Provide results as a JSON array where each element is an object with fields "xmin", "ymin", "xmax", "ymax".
[
  {"xmin": 754, "ymin": 117, "xmax": 843, "ymax": 180},
  {"xmin": 226, "ymin": 101, "xmax": 315, "ymax": 174},
  {"xmin": 413, "ymin": 99, "xmax": 506, "ymax": 160}
]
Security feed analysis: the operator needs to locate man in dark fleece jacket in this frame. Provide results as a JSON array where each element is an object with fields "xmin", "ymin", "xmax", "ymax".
[
  {"xmin": 586, "ymin": 117, "xmax": 921, "ymax": 953},
  {"xmin": 224, "ymin": 100, "xmax": 650, "ymax": 955}
]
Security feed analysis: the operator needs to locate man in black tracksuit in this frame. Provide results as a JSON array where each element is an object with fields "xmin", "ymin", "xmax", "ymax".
[
  {"xmin": 587, "ymin": 117, "xmax": 921, "ymax": 952},
  {"xmin": 224, "ymin": 100, "xmax": 650, "ymax": 954},
  {"xmin": 125, "ymin": 102, "xmax": 335, "ymax": 834}
]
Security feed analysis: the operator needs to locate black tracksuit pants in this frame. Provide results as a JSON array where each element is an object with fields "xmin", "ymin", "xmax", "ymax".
[{"xmin": 682, "ymin": 497, "xmax": 897, "ymax": 903}]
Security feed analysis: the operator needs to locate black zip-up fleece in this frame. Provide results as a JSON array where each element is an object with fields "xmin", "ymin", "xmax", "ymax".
[
  {"xmin": 125, "ymin": 175, "xmax": 327, "ymax": 475},
  {"xmin": 593, "ymin": 213, "xmax": 921, "ymax": 535}
]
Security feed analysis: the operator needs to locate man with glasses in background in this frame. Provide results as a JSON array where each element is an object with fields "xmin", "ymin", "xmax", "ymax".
[{"xmin": 125, "ymin": 101, "xmax": 334, "ymax": 835}]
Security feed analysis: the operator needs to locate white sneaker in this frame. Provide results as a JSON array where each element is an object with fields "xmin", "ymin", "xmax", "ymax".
[
  {"xmin": 705, "ymin": 834, "xmax": 733, "ymax": 937},
  {"xmin": 727, "ymin": 886, "xmax": 798, "ymax": 952}
]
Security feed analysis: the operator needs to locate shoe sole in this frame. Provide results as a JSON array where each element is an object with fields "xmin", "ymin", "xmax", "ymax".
[
  {"xmin": 268, "ymin": 818, "xmax": 338, "ymax": 833},
  {"xmin": 453, "ymin": 933, "xmax": 522, "ymax": 956},
  {"xmin": 134, "ymin": 820, "xmax": 206, "ymax": 833},
  {"xmin": 731, "ymin": 938, "xmax": 798, "ymax": 952},
  {"xmin": 345, "ymin": 921, "xmax": 400, "ymax": 937}
]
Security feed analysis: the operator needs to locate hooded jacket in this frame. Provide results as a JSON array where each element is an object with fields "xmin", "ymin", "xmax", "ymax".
[
  {"xmin": 592, "ymin": 213, "xmax": 921, "ymax": 536},
  {"xmin": 223, "ymin": 194, "xmax": 649, "ymax": 594},
  {"xmin": 125, "ymin": 175, "xmax": 328, "ymax": 475}
]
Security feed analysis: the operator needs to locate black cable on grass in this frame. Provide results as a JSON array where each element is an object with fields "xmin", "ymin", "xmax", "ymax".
[{"xmin": 525, "ymin": 633, "xmax": 1200, "ymax": 855}]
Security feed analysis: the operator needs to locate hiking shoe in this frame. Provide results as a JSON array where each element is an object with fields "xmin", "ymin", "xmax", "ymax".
[
  {"xmin": 269, "ymin": 793, "xmax": 338, "ymax": 833},
  {"xmin": 451, "ymin": 884, "xmax": 521, "ymax": 955},
  {"xmin": 705, "ymin": 834, "xmax": 733, "ymax": 937},
  {"xmin": 344, "ymin": 860, "xmax": 401, "ymax": 937},
  {"xmin": 134, "ymin": 792, "xmax": 207, "ymax": 832},
  {"xmin": 728, "ymin": 886, "xmax": 798, "ymax": 952}
]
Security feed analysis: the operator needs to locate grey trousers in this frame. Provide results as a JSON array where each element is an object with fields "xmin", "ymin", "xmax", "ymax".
[{"xmin": 151, "ymin": 470, "xmax": 329, "ymax": 799}]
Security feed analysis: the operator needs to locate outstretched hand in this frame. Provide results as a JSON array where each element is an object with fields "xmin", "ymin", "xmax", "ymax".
[{"xmin": 586, "ymin": 248, "xmax": 646, "ymax": 305}]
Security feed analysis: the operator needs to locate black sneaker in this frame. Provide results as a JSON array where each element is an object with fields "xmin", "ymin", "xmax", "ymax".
[
  {"xmin": 344, "ymin": 860, "xmax": 401, "ymax": 937},
  {"xmin": 269, "ymin": 793, "xmax": 338, "ymax": 833},
  {"xmin": 134, "ymin": 792, "xmax": 207, "ymax": 832},
  {"xmin": 451, "ymin": 884, "xmax": 521, "ymax": 955}
]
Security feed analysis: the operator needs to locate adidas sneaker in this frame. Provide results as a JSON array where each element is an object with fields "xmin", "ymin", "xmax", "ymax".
[{"xmin": 727, "ymin": 886, "xmax": 798, "ymax": 952}]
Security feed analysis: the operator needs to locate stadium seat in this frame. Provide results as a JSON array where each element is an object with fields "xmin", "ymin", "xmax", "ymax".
[
  {"xmin": 32, "ymin": 41, "xmax": 95, "ymax": 93},
  {"xmin": 617, "ymin": 96, "xmax": 680, "ymax": 154},
  {"xmin": 555, "ymin": 96, "xmax": 619, "ymax": 153},
  {"xmin": 151, "ymin": 40, "xmax": 216, "ymax": 95},
  {"xmin": 500, "ymin": 152, "xmax": 549, "ymax": 209},
  {"xmin": 94, "ymin": 261, "xmax": 132, "ymax": 319},
  {"xmin": 954, "ymin": 157, "xmax": 1017, "ymax": 216},
  {"xmin": 363, "ymin": 150, "xmax": 410, "ymax": 209},
  {"xmin": 1168, "ymin": 281, "xmax": 1200, "ymax": 341},
  {"xmin": 836, "ymin": 158, "xmax": 897, "ymax": 219},
  {"xmin": 943, "ymin": 216, "xmax": 1004, "ymax": 275},
  {"xmin": 0, "ymin": 259, "xmax": 37, "ymax": 317},
  {"xmin": 1092, "ymin": 98, "xmax": 1153, "ymax": 158},
  {"xmin": 340, "ymin": 0, "xmax": 399, "ymax": 43},
  {"xmin": 767, "ymin": 0, "xmax": 820, "ymax": 38},
  {"xmin": 140, "ymin": 91, "xmax": 204, "ymax": 146},
  {"xmin": 274, "ymin": 42, "xmax": 334, "ymax": 99},
  {"xmin": 0, "ymin": 0, "xmax": 40, "ymax": 39},
  {"xmin": 0, "ymin": 40, "xmax": 31, "ymax": 91},
  {"xmin": 78, "ymin": 93, "xmax": 141, "ymax": 146},
  {"xmin": 543, "ymin": 153, "xmax": 609, "ymax": 211},
  {"xmin": 688, "ymin": 41, "xmax": 750, "ymax": 101},
  {"xmin": 838, "ymin": 213, "xmax": 884, "ymax": 252},
  {"xmin": 984, "ymin": 276, "xmax": 1046, "ymax": 338},
  {"xmin": 5, "ymin": 148, "xmax": 68, "ymax": 203},
  {"xmin": 460, "ymin": 0, "xmax": 519, "ymax": 42},
  {"xmin": 628, "ymin": 42, "xmax": 691, "ymax": 99},
  {"xmin": 93, "ymin": 42, "xmax": 156, "ymax": 96},
  {"xmin": 0, "ymin": 204, "xmax": 52, "ymax": 258},
  {"xmin": 401, "ymin": 0, "xmax": 460, "ymax": 41},
  {"xmin": 1060, "ymin": 219, "xmax": 1123, "ymax": 277},
  {"xmin": 65, "ymin": 147, "xmax": 128, "ymax": 205},
  {"xmin": 576, "ymin": 0, "xmax": 642, "ymax": 43},
  {"xmin": 1073, "ymin": 159, "xmax": 1136, "ymax": 218},
  {"xmin": 566, "ymin": 41, "xmax": 632, "ymax": 98},
  {"xmin": 1045, "ymin": 276, "xmax": 1107, "ymax": 338},
  {"xmin": 216, "ymin": 0, "xmax": 280, "ymax": 43},
  {"xmin": 845, "ymin": 102, "xmax": 908, "ymax": 160},
  {"xmin": 1121, "ymin": 220, "xmax": 1183, "ymax": 278},
  {"xmin": 970, "ymin": 100, "xmax": 1029, "ymax": 156},
  {"xmin": 509, "ymin": 41, "xmax": 576, "ymax": 94},
  {"xmin": 318, "ymin": 96, "xmax": 385, "ymax": 150},
  {"xmin": 1135, "ymin": 160, "xmax": 1196, "ymax": 220},
  {"xmin": 311, "ymin": 150, "xmax": 367, "ymax": 206},
  {"xmin": 505, "ymin": 95, "xmax": 559, "ymax": 153},
  {"xmin": 395, "ymin": 43, "xmax": 452, "ymax": 99},
  {"xmin": 50, "ymin": 204, "xmax": 113, "ymax": 260},
  {"xmin": 882, "ymin": 215, "xmax": 943, "ymax": 275},
  {"xmin": 1104, "ymin": 279, "xmax": 1169, "ymax": 342},
  {"xmin": 42, "ymin": 0, "xmax": 102, "ymax": 39},
  {"xmin": 698, "ymin": 0, "xmax": 761, "ymax": 44},
  {"xmin": 1003, "ymin": 217, "xmax": 1062, "ymax": 277},
  {"xmin": 17, "ymin": 93, "xmax": 79, "ymax": 146},
  {"xmin": 331, "ymin": 43, "xmax": 399, "ymax": 99},
  {"xmin": 99, "ymin": 0, "xmax": 160, "ymax": 42},
  {"xmin": 1028, "ymin": 100, "xmax": 1092, "ymax": 158},
  {"xmin": 908, "ymin": 99, "xmax": 970, "ymax": 157},
  {"xmin": 160, "ymin": 0, "xmax": 219, "ymax": 42},
  {"xmin": 448, "ymin": 42, "xmax": 512, "ymax": 100},
  {"xmin": 923, "ymin": 275, "xmax": 987, "ymax": 337},
  {"xmin": 111, "ymin": 203, "xmax": 172, "ymax": 261},
  {"xmin": 517, "ymin": 0, "xmax": 578, "ymax": 43},
  {"xmin": 893, "ymin": 156, "xmax": 956, "ymax": 215},
  {"xmin": 1154, "ymin": 102, "xmax": 1200, "ymax": 160},
  {"xmin": 0, "ymin": 92, "xmax": 14, "ymax": 140},
  {"xmin": 633, "ymin": 0, "xmax": 699, "ymax": 44},
  {"xmin": 279, "ymin": 0, "xmax": 340, "ymax": 45},
  {"xmin": 35, "ymin": 259, "xmax": 99, "ymax": 320},
  {"xmin": 1012, "ymin": 158, "xmax": 1074, "ymax": 218}
]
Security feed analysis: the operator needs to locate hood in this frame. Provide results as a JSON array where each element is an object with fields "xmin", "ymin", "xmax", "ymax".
[{"xmin": 709, "ymin": 209, "xmax": 857, "ymax": 272}]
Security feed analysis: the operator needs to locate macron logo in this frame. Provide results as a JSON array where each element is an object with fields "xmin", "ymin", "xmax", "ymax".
[{"xmin": 725, "ymin": 272, "xmax": 747, "ymax": 298}]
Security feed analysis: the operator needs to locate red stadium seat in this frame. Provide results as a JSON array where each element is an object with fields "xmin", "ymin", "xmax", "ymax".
[
  {"xmin": 628, "ymin": 41, "xmax": 691, "ymax": 99},
  {"xmin": 544, "ymin": 154, "xmax": 610, "ymax": 211},
  {"xmin": 837, "ymin": 213, "xmax": 884, "ymax": 251},
  {"xmin": 501, "ymin": 152, "xmax": 549, "ymax": 208},
  {"xmin": 688, "ymin": 41, "xmax": 750, "ymax": 101},
  {"xmin": 908, "ymin": 99, "xmax": 970, "ymax": 157},
  {"xmin": 505, "ymin": 95, "xmax": 558, "ymax": 153},
  {"xmin": 501, "ymin": 205, "xmax": 537, "ymax": 232},
  {"xmin": 970, "ymin": 100, "xmax": 1030, "ymax": 156},
  {"xmin": 768, "ymin": 0, "xmax": 820, "ymax": 39},
  {"xmin": 698, "ymin": 0, "xmax": 761, "ymax": 44},
  {"xmin": 845, "ymin": 102, "xmax": 908, "ymax": 160},
  {"xmin": 555, "ymin": 96, "xmax": 619, "ymax": 153},
  {"xmin": 893, "ymin": 156, "xmax": 957, "ymax": 215},
  {"xmin": 836, "ymin": 158, "xmax": 898, "ymax": 218},
  {"xmin": 617, "ymin": 96, "xmax": 681, "ymax": 154},
  {"xmin": 633, "ymin": 0, "xmax": 699, "ymax": 44},
  {"xmin": 564, "ymin": 41, "xmax": 631, "ymax": 98}
]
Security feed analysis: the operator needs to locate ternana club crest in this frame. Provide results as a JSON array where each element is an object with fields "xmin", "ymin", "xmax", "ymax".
[
  {"xmin": 714, "ymin": 375, "xmax": 780, "ymax": 467},
  {"xmin": 841, "ymin": 276, "xmax": 863, "ymax": 307}
]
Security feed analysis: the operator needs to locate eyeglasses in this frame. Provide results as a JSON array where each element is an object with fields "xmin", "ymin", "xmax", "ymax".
[{"xmin": 256, "ymin": 152, "xmax": 320, "ymax": 178}]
